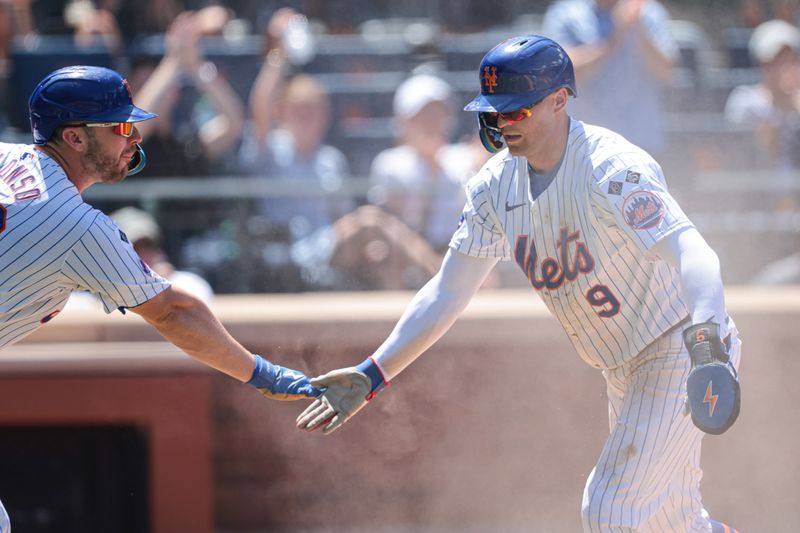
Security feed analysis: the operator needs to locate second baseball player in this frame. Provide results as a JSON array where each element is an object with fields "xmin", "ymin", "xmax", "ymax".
[{"xmin": 297, "ymin": 35, "xmax": 742, "ymax": 533}]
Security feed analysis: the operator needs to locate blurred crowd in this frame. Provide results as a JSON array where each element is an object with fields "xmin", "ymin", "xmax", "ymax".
[{"xmin": 4, "ymin": 0, "xmax": 800, "ymax": 293}]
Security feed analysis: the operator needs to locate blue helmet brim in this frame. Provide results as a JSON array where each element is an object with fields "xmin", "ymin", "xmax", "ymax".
[
  {"xmin": 90, "ymin": 104, "xmax": 157, "ymax": 124},
  {"xmin": 464, "ymin": 92, "xmax": 537, "ymax": 113}
]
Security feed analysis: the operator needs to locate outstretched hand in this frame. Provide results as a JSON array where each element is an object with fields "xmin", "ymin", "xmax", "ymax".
[
  {"xmin": 295, "ymin": 367, "xmax": 372, "ymax": 434},
  {"xmin": 247, "ymin": 355, "xmax": 323, "ymax": 401}
]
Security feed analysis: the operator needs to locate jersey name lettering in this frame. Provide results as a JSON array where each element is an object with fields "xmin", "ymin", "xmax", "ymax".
[
  {"xmin": 514, "ymin": 227, "xmax": 594, "ymax": 290},
  {"xmin": 1, "ymin": 159, "xmax": 40, "ymax": 201}
]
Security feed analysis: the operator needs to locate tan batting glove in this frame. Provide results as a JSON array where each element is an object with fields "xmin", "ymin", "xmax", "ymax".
[{"xmin": 295, "ymin": 367, "xmax": 372, "ymax": 435}]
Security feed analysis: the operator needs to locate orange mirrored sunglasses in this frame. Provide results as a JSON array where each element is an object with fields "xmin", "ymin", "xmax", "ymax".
[
  {"xmin": 65, "ymin": 122, "xmax": 134, "ymax": 137},
  {"xmin": 486, "ymin": 105, "xmax": 534, "ymax": 125}
]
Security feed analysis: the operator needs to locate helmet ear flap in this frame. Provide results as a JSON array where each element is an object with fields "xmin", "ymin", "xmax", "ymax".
[
  {"xmin": 127, "ymin": 144, "xmax": 147, "ymax": 175},
  {"xmin": 477, "ymin": 112, "xmax": 505, "ymax": 153}
]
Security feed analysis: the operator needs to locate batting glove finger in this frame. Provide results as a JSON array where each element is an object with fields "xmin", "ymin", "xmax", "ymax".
[
  {"xmin": 296, "ymin": 397, "xmax": 334, "ymax": 430},
  {"xmin": 295, "ymin": 367, "xmax": 372, "ymax": 433},
  {"xmin": 297, "ymin": 395, "xmax": 349, "ymax": 435},
  {"xmin": 321, "ymin": 412, "xmax": 348, "ymax": 435}
]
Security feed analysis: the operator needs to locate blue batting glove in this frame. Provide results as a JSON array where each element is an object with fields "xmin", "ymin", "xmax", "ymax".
[{"xmin": 247, "ymin": 354, "xmax": 323, "ymax": 401}]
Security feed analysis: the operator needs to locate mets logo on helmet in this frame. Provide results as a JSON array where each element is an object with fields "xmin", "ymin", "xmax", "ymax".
[
  {"xmin": 622, "ymin": 191, "xmax": 665, "ymax": 230},
  {"xmin": 482, "ymin": 66, "xmax": 498, "ymax": 93},
  {"xmin": 122, "ymin": 79, "xmax": 133, "ymax": 100}
]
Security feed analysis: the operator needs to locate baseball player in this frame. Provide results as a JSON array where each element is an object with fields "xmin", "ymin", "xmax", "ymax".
[
  {"xmin": 0, "ymin": 65, "xmax": 321, "ymax": 531},
  {"xmin": 297, "ymin": 36, "xmax": 742, "ymax": 533}
]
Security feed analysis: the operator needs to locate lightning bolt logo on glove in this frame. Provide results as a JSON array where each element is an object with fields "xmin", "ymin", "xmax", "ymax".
[
  {"xmin": 683, "ymin": 321, "xmax": 741, "ymax": 435},
  {"xmin": 703, "ymin": 381, "xmax": 719, "ymax": 417}
]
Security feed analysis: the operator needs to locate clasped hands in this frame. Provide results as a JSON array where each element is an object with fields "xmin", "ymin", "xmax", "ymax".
[{"xmin": 248, "ymin": 354, "xmax": 382, "ymax": 435}]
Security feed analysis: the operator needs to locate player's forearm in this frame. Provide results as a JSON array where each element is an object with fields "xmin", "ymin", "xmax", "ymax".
[
  {"xmin": 372, "ymin": 250, "xmax": 498, "ymax": 380},
  {"xmin": 373, "ymin": 276, "xmax": 472, "ymax": 379},
  {"xmin": 156, "ymin": 308, "xmax": 254, "ymax": 380},
  {"xmin": 133, "ymin": 288, "xmax": 255, "ymax": 381},
  {"xmin": 655, "ymin": 228, "xmax": 727, "ymax": 329},
  {"xmin": 678, "ymin": 236, "xmax": 726, "ymax": 327}
]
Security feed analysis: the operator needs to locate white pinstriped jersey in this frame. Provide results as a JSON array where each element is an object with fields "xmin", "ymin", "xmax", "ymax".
[
  {"xmin": 451, "ymin": 119, "xmax": 692, "ymax": 369},
  {"xmin": 0, "ymin": 143, "xmax": 170, "ymax": 348}
]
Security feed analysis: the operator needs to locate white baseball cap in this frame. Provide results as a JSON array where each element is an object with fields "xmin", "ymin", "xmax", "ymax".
[
  {"xmin": 110, "ymin": 207, "xmax": 161, "ymax": 244},
  {"xmin": 393, "ymin": 74, "xmax": 452, "ymax": 119},
  {"xmin": 749, "ymin": 19, "xmax": 800, "ymax": 64}
]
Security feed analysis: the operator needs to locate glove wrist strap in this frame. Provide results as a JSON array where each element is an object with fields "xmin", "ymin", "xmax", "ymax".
[
  {"xmin": 246, "ymin": 354, "xmax": 273, "ymax": 389},
  {"xmin": 356, "ymin": 356, "xmax": 388, "ymax": 400},
  {"xmin": 683, "ymin": 321, "xmax": 730, "ymax": 366}
]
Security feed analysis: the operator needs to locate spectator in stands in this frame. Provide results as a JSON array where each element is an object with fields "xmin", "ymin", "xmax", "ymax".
[
  {"xmin": 239, "ymin": 8, "xmax": 474, "ymax": 291},
  {"xmin": 25, "ymin": 0, "xmax": 124, "ymax": 45},
  {"xmin": 724, "ymin": 19, "xmax": 800, "ymax": 172},
  {"xmin": 27, "ymin": 0, "xmax": 70, "ymax": 35},
  {"xmin": 542, "ymin": 0, "xmax": 679, "ymax": 155},
  {"xmin": 740, "ymin": 0, "xmax": 798, "ymax": 28},
  {"xmin": 237, "ymin": 7, "xmax": 357, "ymax": 291},
  {"xmin": 0, "ymin": 0, "xmax": 31, "ymax": 61},
  {"xmin": 368, "ymin": 74, "xmax": 484, "ymax": 256},
  {"xmin": 115, "ymin": 0, "xmax": 183, "ymax": 44},
  {"xmin": 68, "ymin": 0, "xmax": 122, "ymax": 53},
  {"xmin": 0, "ymin": 0, "xmax": 32, "ymax": 135},
  {"xmin": 132, "ymin": 8, "xmax": 244, "ymax": 177}
]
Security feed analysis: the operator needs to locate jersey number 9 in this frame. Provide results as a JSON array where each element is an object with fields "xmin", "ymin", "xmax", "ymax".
[{"xmin": 586, "ymin": 284, "xmax": 620, "ymax": 318}]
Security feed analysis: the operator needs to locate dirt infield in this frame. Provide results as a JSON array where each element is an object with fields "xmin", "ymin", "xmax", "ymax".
[
  {"xmin": 209, "ymin": 288, "xmax": 798, "ymax": 533},
  {"xmin": 9, "ymin": 287, "xmax": 799, "ymax": 532}
]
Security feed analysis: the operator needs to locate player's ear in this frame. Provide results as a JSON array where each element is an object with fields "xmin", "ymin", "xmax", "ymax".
[
  {"xmin": 552, "ymin": 88, "xmax": 568, "ymax": 112},
  {"xmin": 59, "ymin": 126, "xmax": 88, "ymax": 153}
]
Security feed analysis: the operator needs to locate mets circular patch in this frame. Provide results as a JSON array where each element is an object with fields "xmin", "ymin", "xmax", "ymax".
[{"xmin": 622, "ymin": 190, "xmax": 664, "ymax": 230}]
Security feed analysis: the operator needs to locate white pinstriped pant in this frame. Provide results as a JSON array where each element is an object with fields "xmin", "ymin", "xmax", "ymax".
[
  {"xmin": 582, "ymin": 322, "xmax": 742, "ymax": 533},
  {"xmin": 0, "ymin": 498, "xmax": 9, "ymax": 533}
]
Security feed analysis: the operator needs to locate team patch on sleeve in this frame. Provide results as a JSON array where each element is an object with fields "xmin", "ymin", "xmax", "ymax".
[
  {"xmin": 622, "ymin": 190, "xmax": 664, "ymax": 230},
  {"xmin": 625, "ymin": 170, "xmax": 641, "ymax": 183},
  {"xmin": 607, "ymin": 181, "xmax": 623, "ymax": 195}
]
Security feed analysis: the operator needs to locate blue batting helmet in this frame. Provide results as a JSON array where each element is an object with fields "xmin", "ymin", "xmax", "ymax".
[
  {"xmin": 29, "ymin": 65, "xmax": 157, "ymax": 145},
  {"xmin": 464, "ymin": 35, "xmax": 577, "ymax": 152}
]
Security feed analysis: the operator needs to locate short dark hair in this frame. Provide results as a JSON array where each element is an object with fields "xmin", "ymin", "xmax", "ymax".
[
  {"xmin": 47, "ymin": 125, "xmax": 69, "ymax": 145},
  {"xmin": 48, "ymin": 123, "xmax": 95, "ymax": 146}
]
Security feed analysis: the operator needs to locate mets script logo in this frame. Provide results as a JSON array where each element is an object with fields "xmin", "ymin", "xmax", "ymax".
[
  {"xmin": 514, "ymin": 227, "xmax": 595, "ymax": 290},
  {"xmin": 514, "ymin": 227, "xmax": 621, "ymax": 317},
  {"xmin": 482, "ymin": 66, "xmax": 498, "ymax": 94},
  {"xmin": 622, "ymin": 191, "xmax": 664, "ymax": 230}
]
